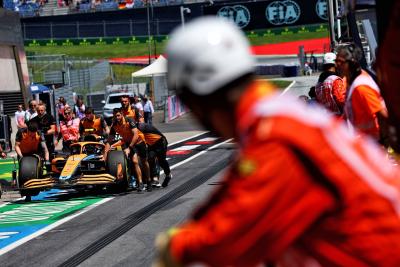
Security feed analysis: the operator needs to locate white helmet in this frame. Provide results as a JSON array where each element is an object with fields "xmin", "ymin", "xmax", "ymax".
[
  {"xmin": 166, "ymin": 16, "xmax": 255, "ymax": 96},
  {"xmin": 324, "ymin": 52, "xmax": 336, "ymax": 65}
]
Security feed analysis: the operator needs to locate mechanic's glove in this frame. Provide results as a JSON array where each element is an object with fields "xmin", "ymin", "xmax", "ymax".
[
  {"xmin": 123, "ymin": 147, "xmax": 130, "ymax": 157},
  {"xmin": 152, "ymin": 228, "xmax": 182, "ymax": 267}
]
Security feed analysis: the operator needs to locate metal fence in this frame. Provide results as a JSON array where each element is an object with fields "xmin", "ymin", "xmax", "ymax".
[{"xmin": 27, "ymin": 55, "xmax": 111, "ymax": 106}]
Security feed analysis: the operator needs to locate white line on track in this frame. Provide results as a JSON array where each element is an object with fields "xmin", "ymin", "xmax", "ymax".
[
  {"xmin": 0, "ymin": 198, "xmax": 112, "ymax": 256},
  {"xmin": 281, "ymin": 80, "xmax": 296, "ymax": 95},
  {"xmin": 159, "ymin": 138, "xmax": 233, "ymax": 176},
  {"xmin": 0, "ymin": 133, "xmax": 230, "ymax": 256},
  {"xmin": 167, "ymin": 131, "xmax": 209, "ymax": 147},
  {"xmin": 170, "ymin": 145, "xmax": 201, "ymax": 151}
]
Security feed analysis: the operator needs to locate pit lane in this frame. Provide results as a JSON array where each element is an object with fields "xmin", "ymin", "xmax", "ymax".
[{"xmin": 0, "ymin": 132, "xmax": 235, "ymax": 267}]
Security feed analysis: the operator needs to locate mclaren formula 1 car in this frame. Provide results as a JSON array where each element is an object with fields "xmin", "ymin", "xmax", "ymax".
[{"xmin": 14, "ymin": 141, "xmax": 130, "ymax": 201}]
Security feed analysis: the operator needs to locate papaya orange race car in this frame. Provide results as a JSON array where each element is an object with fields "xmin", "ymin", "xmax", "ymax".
[{"xmin": 14, "ymin": 141, "xmax": 130, "ymax": 201}]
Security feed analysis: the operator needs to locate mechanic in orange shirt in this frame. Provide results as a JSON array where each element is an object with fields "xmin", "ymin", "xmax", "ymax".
[
  {"xmin": 79, "ymin": 107, "xmax": 109, "ymax": 140},
  {"xmin": 106, "ymin": 108, "xmax": 151, "ymax": 192},
  {"xmin": 120, "ymin": 95, "xmax": 144, "ymax": 123},
  {"xmin": 153, "ymin": 17, "xmax": 400, "ymax": 267},
  {"xmin": 15, "ymin": 121, "xmax": 49, "ymax": 161},
  {"xmin": 336, "ymin": 44, "xmax": 388, "ymax": 142}
]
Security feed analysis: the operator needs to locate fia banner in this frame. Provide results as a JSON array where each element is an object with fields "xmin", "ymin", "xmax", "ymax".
[{"xmin": 204, "ymin": 0, "xmax": 330, "ymax": 30}]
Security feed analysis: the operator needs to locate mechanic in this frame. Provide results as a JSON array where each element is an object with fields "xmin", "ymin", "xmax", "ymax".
[
  {"xmin": 336, "ymin": 44, "xmax": 389, "ymax": 143},
  {"xmin": 30, "ymin": 103, "xmax": 56, "ymax": 157},
  {"xmin": 153, "ymin": 17, "xmax": 400, "ymax": 267},
  {"xmin": 15, "ymin": 121, "xmax": 49, "ymax": 161},
  {"xmin": 106, "ymin": 108, "xmax": 151, "ymax": 192},
  {"xmin": 56, "ymin": 106, "xmax": 80, "ymax": 152},
  {"xmin": 120, "ymin": 95, "xmax": 144, "ymax": 123},
  {"xmin": 315, "ymin": 52, "xmax": 346, "ymax": 116},
  {"xmin": 137, "ymin": 122, "xmax": 172, "ymax": 188},
  {"xmin": 79, "ymin": 107, "xmax": 109, "ymax": 141}
]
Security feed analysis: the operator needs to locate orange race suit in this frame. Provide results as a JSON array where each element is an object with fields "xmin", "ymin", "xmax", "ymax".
[{"xmin": 167, "ymin": 80, "xmax": 400, "ymax": 267}]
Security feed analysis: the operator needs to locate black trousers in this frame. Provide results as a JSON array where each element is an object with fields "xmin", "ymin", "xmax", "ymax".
[
  {"xmin": 148, "ymin": 137, "xmax": 170, "ymax": 178},
  {"xmin": 144, "ymin": 112, "xmax": 153, "ymax": 125},
  {"xmin": 44, "ymin": 135, "xmax": 55, "ymax": 157}
]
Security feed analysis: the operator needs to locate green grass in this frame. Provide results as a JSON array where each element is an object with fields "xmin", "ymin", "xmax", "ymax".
[
  {"xmin": 25, "ymin": 31, "xmax": 328, "ymax": 59},
  {"xmin": 112, "ymin": 64, "xmax": 149, "ymax": 84},
  {"xmin": 25, "ymin": 43, "xmax": 167, "ymax": 59}
]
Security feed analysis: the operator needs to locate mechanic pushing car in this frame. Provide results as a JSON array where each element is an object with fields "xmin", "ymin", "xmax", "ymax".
[
  {"xmin": 106, "ymin": 108, "xmax": 151, "ymax": 192},
  {"xmin": 15, "ymin": 121, "xmax": 49, "ymax": 162},
  {"xmin": 137, "ymin": 122, "xmax": 172, "ymax": 188},
  {"xmin": 79, "ymin": 107, "xmax": 109, "ymax": 141},
  {"xmin": 153, "ymin": 17, "xmax": 400, "ymax": 267},
  {"xmin": 120, "ymin": 95, "xmax": 144, "ymax": 124}
]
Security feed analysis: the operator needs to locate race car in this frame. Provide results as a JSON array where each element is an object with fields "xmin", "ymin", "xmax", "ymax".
[{"xmin": 14, "ymin": 141, "xmax": 130, "ymax": 201}]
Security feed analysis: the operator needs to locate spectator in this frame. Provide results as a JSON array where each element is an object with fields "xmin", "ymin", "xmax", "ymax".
[
  {"xmin": 315, "ymin": 52, "xmax": 346, "ymax": 116},
  {"xmin": 24, "ymin": 99, "xmax": 37, "ymax": 123},
  {"xmin": 56, "ymin": 97, "xmax": 69, "ymax": 122},
  {"xmin": 15, "ymin": 104, "xmax": 26, "ymax": 129},
  {"xmin": 336, "ymin": 44, "xmax": 389, "ymax": 142},
  {"xmin": 73, "ymin": 98, "xmax": 86, "ymax": 120},
  {"xmin": 304, "ymin": 62, "xmax": 312, "ymax": 76},
  {"xmin": 133, "ymin": 95, "xmax": 144, "ymax": 117},
  {"xmin": 143, "ymin": 95, "xmax": 154, "ymax": 124}
]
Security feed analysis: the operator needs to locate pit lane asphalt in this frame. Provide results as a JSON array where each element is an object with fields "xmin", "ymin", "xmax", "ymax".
[{"xmin": 0, "ymin": 113, "xmax": 235, "ymax": 267}]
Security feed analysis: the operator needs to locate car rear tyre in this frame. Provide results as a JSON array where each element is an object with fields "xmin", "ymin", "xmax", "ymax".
[{"xmin": 106, "ymin": 150, "xmax": 129, "ymax": 190}]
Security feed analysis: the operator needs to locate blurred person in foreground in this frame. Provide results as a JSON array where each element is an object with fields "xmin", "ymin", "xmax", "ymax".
[
  {"xmin": 315, "ymin": 52, "xmax": 346, "ymax": 116},
  {"xmin": 153, "ymin": 17, "xmax": 400, "ymax": 267},
  {"xmin": 336, "ymin": 44, "xmax": 389, "ymax": 143}
]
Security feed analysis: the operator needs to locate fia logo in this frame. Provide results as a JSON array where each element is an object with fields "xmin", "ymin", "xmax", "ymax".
[
  {"xmin": 265, "ymin": 0, "xmax": 301, "ymax": 26},
  {"xmin": 217, "ymin": 5, "xmax": 251, "ymax": 28},
  {"xmin": 316, "ymin": 0, "xmax": 342, "ymax": 20},
  {"xmin": 316, "ymin": 0, "xmax": 328, "ymax": 20}
]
